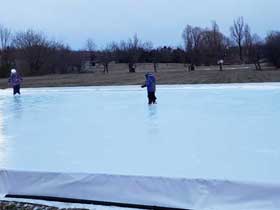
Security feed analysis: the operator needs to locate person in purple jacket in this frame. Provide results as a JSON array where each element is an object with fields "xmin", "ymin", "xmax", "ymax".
[
  {"xmin": 8, "ymin": 69, "xmax": 23, "ymax": 95},
  {"xmin": 141, "ymin": 73, "xmax": 157, "ymax": 104}
]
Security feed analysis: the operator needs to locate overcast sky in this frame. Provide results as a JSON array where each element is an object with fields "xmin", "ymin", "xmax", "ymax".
[{"xmin": 0, "ymin": 0, "xmax": 279, "ymax": 49}]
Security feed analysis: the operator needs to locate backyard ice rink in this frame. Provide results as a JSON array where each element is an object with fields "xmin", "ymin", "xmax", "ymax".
[{"xmin": 0, "ymin": 83, "xmax": 280, "ymax": 184}]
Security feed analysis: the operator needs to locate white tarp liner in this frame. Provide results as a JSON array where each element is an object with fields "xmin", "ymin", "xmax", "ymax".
[{"xmin": 0, "ymin": 170, "xmax": 280, "ymax": 210}]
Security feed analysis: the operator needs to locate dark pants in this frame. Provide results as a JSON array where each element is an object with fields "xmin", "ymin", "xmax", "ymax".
[
  {"xmin": 13, "ymin": 85, "xmax": 21, "ymax": 95},
  {"xmin": 148, "ymin": 92, "xmax": 157, "ymax": 104}
]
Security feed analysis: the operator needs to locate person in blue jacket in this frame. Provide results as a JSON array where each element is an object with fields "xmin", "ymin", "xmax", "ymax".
[
  {"xmin": 8, "ymin": 69, "xmax": 23, "ymax": 95},
  {"xmin": 141, "ymin": 73, "xmax": 157, "ymax": 104}
]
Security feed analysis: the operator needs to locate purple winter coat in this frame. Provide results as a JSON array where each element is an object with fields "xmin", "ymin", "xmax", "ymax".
[{"xmin": 8, "ymin": 73, "xmax": 22, "ymax": 86}]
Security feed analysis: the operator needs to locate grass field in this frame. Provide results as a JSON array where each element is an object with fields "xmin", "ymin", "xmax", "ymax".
[{"xmin": 1, "ymin": 63, "xmax": 279, "ymax": 88}]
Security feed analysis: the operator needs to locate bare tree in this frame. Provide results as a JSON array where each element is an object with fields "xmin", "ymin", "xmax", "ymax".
[
  {"xmin": 0, "ymin": 25, "xmax": 14, "ymax": 77},
  {"xmin": 265, "ymin": 31, "xmax": 280, "ymax": 68},
  {"xmin": 85, "ymin": 38, "xmax": 96, "ymax": 52},
  {"xmin": 243, "ymin": 25, "xmax": 263, "ymax": 70},
  {"xmin": 46, "ymin": 42, "xmax": 75, "ymax": 74},
  {"xmin": 182, "ymin": 25, "xmax": 193, "ymax": 53},
  {"xmin": 0, "ymin": 25, "xmax": 12, "ymax": 50},
  {"xmin": 198, "ymin": 22, "xmax": 228, "ymax": 65},
  {"xmin": 69, "ymin": 51, "xmax": 84, "ymax": 73},
  {"xmin": 126, "ymin": 34, "xmax": 140, "ymax": 72},
  {"xmin": 182, "ymin": 25, "xmax": 203, "ymax": 52},
  {"xmin": 230, "ymin": 17, "xmax": 245, "ymax": 61},
  {"xmin": 183, "ymin": 22, "xmax": 229, "ymax": 67},
  {"xmin": 12, "ymin": 29, "xmax": 53, "ymax": 75},
  {"xmin": 244, "ymin": 24, "xmax": 254, "ymax": 61},
  {"xmin": 212, "ymin": 21, "xmax": 220, "ymax": 50},
  {"xmin": 116, "ymin": 34, "xmax": 147, "ymax": 72},
  {"xmin": 182, "ymin": 25, "xmax": 203, "ymax": 69},
  {"xmin": 84, "ymin": 38, "xmax": 96, "ymax": 67},
  {"xmin": 251, "ymin": 34, "xmax": 263, "ymax": 70},
  {"xmin": 97, "ymin": 43, "xmax": 115, "ymax": 73},
  {"xmin": 150, "ymin": 49, "xmax": 160, "ymax": 72},
  {"xmin": 211, "ymin": 21, "xmax": 226, "ymax": 60}
]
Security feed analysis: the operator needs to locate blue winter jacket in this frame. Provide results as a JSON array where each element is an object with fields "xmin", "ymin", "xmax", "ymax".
[{"xmin": 145, "ymin": 74, "xmax": 156, "ymax": 92}]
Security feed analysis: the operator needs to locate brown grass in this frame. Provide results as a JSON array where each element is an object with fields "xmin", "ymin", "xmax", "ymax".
[{"xmin": 1, "ymin": 63, "xmax": 280, "ymax": 89}]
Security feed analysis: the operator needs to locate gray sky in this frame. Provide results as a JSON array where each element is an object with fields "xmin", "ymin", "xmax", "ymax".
[{"xmin": 0, "ymin": 0, "xmax": 279, "ymax": 49}]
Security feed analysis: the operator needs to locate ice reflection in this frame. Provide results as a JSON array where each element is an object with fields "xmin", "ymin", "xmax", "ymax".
[
  {"xmin": 148, "ymin": 105, "xmax": 157, "ymax": 118},
  {"xmin": 0, "ymin": 111, "xmax": 7, "ymax": 168},
  {"xmin": 12, "ymin": 96, "xmax": 23, "ymax": 118},
  {"xmin": 12, "ymin": 96, "xmax": 22, "ymax": 110},
  {"xmin": 147, "ymin": 105, "xmax": 159, "ymax": 138}
]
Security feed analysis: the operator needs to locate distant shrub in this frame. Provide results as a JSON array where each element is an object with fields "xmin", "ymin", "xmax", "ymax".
[{"xmin": 265, "ymin": 31, "xmax": 280, "ymax": 68}]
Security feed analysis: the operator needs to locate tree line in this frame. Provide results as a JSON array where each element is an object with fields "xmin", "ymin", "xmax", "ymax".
[{"xmin": 0, "ymin": 17, "xmax": 280, "ymax": 77}]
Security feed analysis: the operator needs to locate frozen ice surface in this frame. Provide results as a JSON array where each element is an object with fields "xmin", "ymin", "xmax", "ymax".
[{"xmin": 0, "ymin": 83, "xmax": 280, "ymax": 183}]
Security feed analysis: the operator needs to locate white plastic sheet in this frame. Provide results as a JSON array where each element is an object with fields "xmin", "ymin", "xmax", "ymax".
[{"xmin": 1, "ymin": 170, "xmax": 280, "ymax": 210}]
